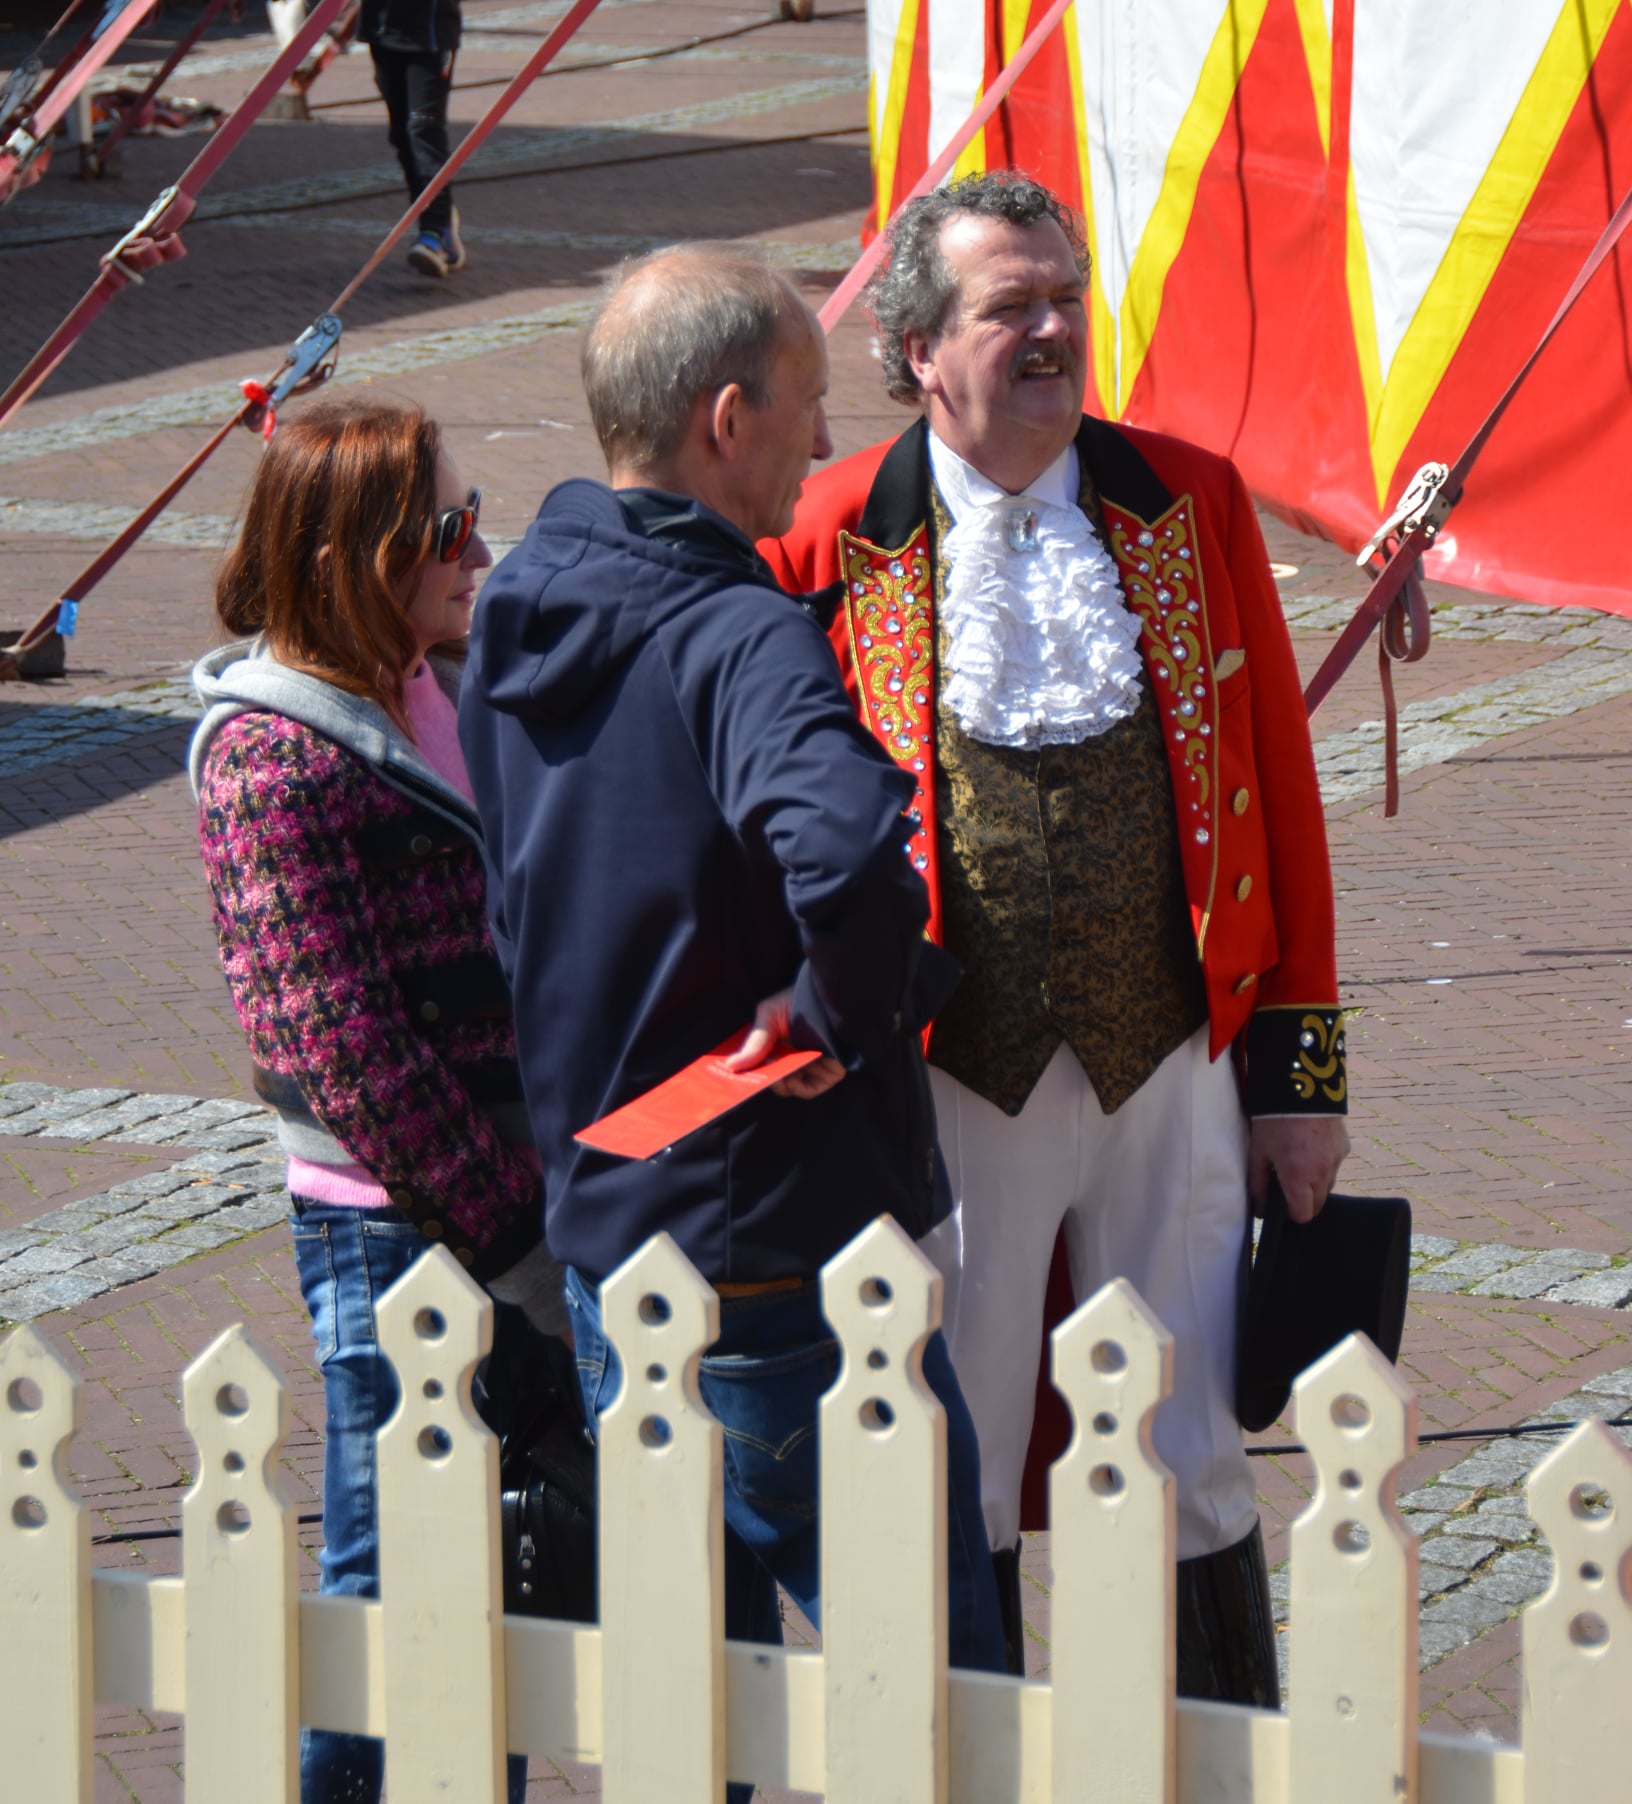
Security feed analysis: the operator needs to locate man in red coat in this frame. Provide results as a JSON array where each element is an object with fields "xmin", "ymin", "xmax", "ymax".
[{"xmin": 763, "ymin": 172, "xmax": 1348, "ymax": 1703}]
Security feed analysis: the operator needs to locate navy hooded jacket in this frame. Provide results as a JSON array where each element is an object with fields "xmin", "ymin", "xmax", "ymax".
[{"xmin": 458, "ymin": 480, "xmax": 955, "ymax": 1286}]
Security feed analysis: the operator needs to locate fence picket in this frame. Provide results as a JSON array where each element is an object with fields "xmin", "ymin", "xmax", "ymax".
[
  {"xmin": 1051, "ymin": 1278, "xmax": 1175, "ymax": 1804},
  {"xmin": 0, "ymin": 1324, "xmax": 91, "ymax": 1803},
  {"xmin": 1289, "ymin": 1333, "xmax": 1417, "ymax": 1804},
  {"xmin": 599, "ymin": 1231, "xmax": 723, "ymax": 1804},
  {"xmin": 1521, "ymin": 1418, "xmax": 1632, "ymax": 1802},
  {"xmin": 180, "ymin": 1324, "xmax": 299, "ymax": 1802},
  {"xmin": 821, "ymin": 1216, "xmax": 948, "ymax": 1804},
  {"xmin": 375, "ymin": 1245, "xmax": 507, "ymax": 1803}
]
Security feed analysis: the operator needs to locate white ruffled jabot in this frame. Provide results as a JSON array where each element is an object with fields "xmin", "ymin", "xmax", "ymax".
[{"xmin": 931, "ymin": 436, "xmax": 1143, "ymax": 751}]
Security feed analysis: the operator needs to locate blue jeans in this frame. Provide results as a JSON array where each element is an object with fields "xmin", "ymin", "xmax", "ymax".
[
  {"xmin": 565, "ymin": 1265, "xmax": 1005, "ymax": 1804},
  {"xmin": 292, "ymin": 1201, "xmax": 528, "ymax": 1804}
]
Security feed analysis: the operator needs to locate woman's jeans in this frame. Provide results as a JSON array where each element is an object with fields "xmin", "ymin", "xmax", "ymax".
[
  {"xmin": 565, "ymin": 1264, "xmax": 1006, "ymax": 1804},
  {"xmin": 292, "ymin": 1201, "xmax": 528, "ymax": 1804}
]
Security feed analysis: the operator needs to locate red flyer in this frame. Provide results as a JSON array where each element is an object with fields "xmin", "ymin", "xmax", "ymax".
[{"xmin": 574, "ymin": 1036, "xmax": 822, "ymax": 1160}]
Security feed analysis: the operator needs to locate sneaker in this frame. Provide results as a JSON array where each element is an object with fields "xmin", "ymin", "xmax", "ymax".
[{"xmin": 407, "ymin": 207, "xmax": 466, "ymax": 278}]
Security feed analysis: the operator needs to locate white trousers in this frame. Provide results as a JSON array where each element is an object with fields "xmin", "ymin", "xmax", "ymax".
[{"xmin": 923, "ymin": 1031, "xmax": 1258, "ymax": 1560}]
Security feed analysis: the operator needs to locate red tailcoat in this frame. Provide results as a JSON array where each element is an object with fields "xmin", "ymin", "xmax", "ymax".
[{"xmin": 763, "ymin": 417, "xmax": 1346, "ymax": 1117}]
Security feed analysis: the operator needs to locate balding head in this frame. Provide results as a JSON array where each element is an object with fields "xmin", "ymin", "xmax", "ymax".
[{"xmin": 582, "ymin": 244, "xmax": 817, "ymax": 474}]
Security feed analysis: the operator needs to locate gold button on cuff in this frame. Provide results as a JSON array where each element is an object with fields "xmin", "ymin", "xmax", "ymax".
[
  {"xmin": 1235, "ymin": 874, "xmax": 1253, "ymax": 902},
  {"xmin": 421, "ymin": 1219, "xmax": 444, "ymax": 1240},
  {"xmin": 1231, "ymin": 788, "xmax": 1250, "ymax": 815},
  {"xmin": 1233, "ymin": 972, "xmax": 1257, "ymax": 995},
  {"xmin": 454, "ymin": 1247, "xmax": 475, "ymax": 1268},
  {"xmin": 419, "ymin": 1000, "xmax": 441, "ymax": 1024},
  {"xmin": 389, "ymin": 1185, "xmax": 415, "ymax": 1209}
]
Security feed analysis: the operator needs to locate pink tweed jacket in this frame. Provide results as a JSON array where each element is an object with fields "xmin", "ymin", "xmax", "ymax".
[{"xmin": 197, "ymin": 710, "xmax": 542, "ymax": 1278}]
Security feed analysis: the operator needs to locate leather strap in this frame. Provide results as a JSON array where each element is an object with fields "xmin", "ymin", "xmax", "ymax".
[
  {"xmin": 84, "ymin": 0, "xmax": 236, "ymax": 177},
  {"xmin": 1304, "ymin": 176, "xmax": 1632, "ymax": 814}
]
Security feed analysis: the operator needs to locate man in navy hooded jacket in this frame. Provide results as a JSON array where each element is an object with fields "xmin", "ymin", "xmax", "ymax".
[{"xmin": 458, "ymin": 245, "xmax": 1006, "ymax": 1726}]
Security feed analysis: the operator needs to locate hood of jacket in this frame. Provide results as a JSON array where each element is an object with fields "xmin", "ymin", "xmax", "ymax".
[
  {"xmin": 465, "ymin": 479, "xmax": 790, "ymax": 727},
  {"xmin": 189, "ymin": 638, "xmax": 478, "ymax": 833}
]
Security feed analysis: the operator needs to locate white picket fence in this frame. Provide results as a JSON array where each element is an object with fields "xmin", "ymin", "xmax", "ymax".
[{"xmin": 3, "ymin": 1214, "xmax": 1630, "ymax": 1802}]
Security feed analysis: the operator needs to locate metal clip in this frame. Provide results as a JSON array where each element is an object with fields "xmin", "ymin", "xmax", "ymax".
[
  {"xmin": 265, "ymin": 313, "xmax": 344, "ymax": 407},
  {"xmin": 0, "ymin": 56, "xmax": 42, "ymax": 134},
  {"xmin": 99, "ymin": 183, "xmax": 182, "ymax": 284},
  {"xmin": 2, "ymin": 123, "xmax": 41, "ymax": 167},
  {"xmin": 1356, "ymin": 461, "xmax": 1455, "ymax": 567}
]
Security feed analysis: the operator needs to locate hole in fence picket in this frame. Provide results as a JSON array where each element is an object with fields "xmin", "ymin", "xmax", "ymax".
[
  {"xmin": 216, "ymin": 1383, "xmax": 249, "ymax": 1418},
  {"xmin": 1570, "ymin": 1611, "xmax": 1610, "ymax": 1649},
  {"xmin": 418, "ymin": 1426, "xmax": 454, "ymax": 1461},
  {"xmin": 414, "ymin": 1308, "xmax": 447, "ymax": 1341},
  {"xmin": 423, "ymin": 1379, "xmax": 443, "ymax": 1400},
  {"xmin": 867, "ymin": 1349, "xmax": 888, "ymax": 1370},
  {"xmin": 1089, "ymin": 1463, "xmax": 1125, "ymax": 1497},
  {"xmin": 646, "ymin": 1363, "xmax": 667, "ymax": 1384},
  {"xmin": 1091, "ymin": 1340, "xmax": 1127, "ymax": 1375},
  {"xmin": 1571, "ymin": 1483, "xmax": 1614, "ymax": 1523},
  {"xmin": 639, "ymin": 1294, "xmax": 672, "ymax": 1326},
  {"xmin": 859, "ymin": 1399, "xmax": 895, "ymax": 1432},
  {"xmin": 1340, "ymin": 1468, "xmax": 1363, "ymax": 1491},
  {"xmin": 1581, "ymin": 1561, "xmax": 1604, "ymax": 1583},
  {"xmin": 6, "ymin": 1376, "xmax": 42, "ymax": 1414},
  {"xmin": 11, "ymin": 1495, "xmax": 46, "ymax": 1529},
  {"xmin": 1334, "ymin": 1520, "xmax": 1371, "ymax": 1555},
  {"xmin": 18, "ymin": 1448, "xmax": 37, "ymax": 1469},
  {"xmin": 1092, "ymin": 1411, "xmax": 1118, "ymax": 1436},
  {"xmin": 1331, "ymin": 1394, "xmax": 1371, "ymax": 1432},
  {"xmin": 216, "ymin": 1501, "xmax": 251, "ymax": 1535},
  {"xmin": 639, "ymin": 1415, "xmax": 672, "ymax": 1448},
  {"xmin": 223, "ymin": 1452, "xmax": 245, "ymax": 1475},
  {"xmin": 859, "ymin": 1278, "xmax": 892, "ymax": 1307}
]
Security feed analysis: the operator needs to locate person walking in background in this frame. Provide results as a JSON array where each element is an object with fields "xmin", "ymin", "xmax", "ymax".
[
  {"xmin": 360, "ymin": 0, "xmax": 466, "ymax": 276},
  {"xmin": 459, "ymin": 245, "xmax": 1007, "ymax": 1804},
  {"xmin": 190, "ymin": 399, "xmax": 558, "ymax": 1803}
]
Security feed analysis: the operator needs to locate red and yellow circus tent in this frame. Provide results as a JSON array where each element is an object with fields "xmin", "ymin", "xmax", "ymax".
[{"xmin": 867, "ymin": 0, "xmax": 1632, "ymax": 614}]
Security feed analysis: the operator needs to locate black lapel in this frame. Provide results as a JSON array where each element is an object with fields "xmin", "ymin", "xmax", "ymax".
[
  {"xmin": 855, "ymin": 417, "xmax": 931, "ymax": 550},
  {"xmin": 1075, "ymin": 414, "xmax": 1173, "ymax": 522}
]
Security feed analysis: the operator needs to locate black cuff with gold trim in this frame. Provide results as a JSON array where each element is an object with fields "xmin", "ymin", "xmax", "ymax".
[{"xmin": 1245, "ymin": 1006, "xmax": 1348, "ymax": 1116}]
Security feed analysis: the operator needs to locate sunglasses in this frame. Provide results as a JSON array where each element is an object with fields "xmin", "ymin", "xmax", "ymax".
[{"xmin": 433, "ymin": 488, "xmax": 482, "ymax": 563}]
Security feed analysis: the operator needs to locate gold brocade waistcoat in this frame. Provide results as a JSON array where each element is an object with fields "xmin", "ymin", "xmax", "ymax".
[{"xmin": 925, "ymin": 493, "xmax": 1207, "ymax": 1118}]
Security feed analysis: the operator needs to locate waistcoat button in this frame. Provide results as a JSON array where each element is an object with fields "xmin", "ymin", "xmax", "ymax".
[
  {"xmin": 410, "ymin": 833, "xmax": 434, "ymax": 857},
  {"xmin": 1236, "ymin": 874, "xmax": 1252, "ymax": 902},
  {"xmin": 1231, "ymin": 788, "xmax": 1250, "ymax": 815},
  {"xmin": 1233, "ymin": 972, "xmax": 1257, "ymax": 995},
  {"xmin": 419, "ymin": 1000, "xmax": 441, "ymax": 1024}
]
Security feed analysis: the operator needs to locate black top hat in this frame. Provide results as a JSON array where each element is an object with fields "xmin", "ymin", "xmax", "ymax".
[{"xmin": 1235, "ymin": 1180, "xmax": 1412, "ymax": 1433}]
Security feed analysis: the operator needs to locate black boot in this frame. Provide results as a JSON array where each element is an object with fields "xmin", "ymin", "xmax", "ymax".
[
  {"xmin": 1175, "ymin": 1522, "xmax": 1281, "ymax": 1707},
  {"xmin": 991, "ymin": 1541, "xmax": 1027, "ymax": 1677}
]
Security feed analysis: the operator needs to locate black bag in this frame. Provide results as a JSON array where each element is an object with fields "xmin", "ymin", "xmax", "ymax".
[{"xmin": 477, "ymin": 1303, "xmax": 598, "ymax": 1622}]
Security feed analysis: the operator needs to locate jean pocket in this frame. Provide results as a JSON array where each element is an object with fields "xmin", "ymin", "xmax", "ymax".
[
  {"xmin": 701, "ymin": 1340, "xmax": 838, "ymax": 1520},
  {"xmin": 290, "ymin": 1221, "xmax": 340, "ymax": 1367}
]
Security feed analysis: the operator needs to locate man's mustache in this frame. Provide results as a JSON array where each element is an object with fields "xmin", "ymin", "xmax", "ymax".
[{"xmin": 1011, "ymin": 346, "xmax": 1075, "ymax": 379}]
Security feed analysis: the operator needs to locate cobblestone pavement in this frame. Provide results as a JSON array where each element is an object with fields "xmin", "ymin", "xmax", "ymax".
[{"xmin": 6, "ymin": 0, "xmax": 1632, "ymax": 1779}]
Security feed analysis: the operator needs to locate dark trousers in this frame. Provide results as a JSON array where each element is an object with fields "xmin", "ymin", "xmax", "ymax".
[{"xmin": 370, "ymin": 44, "xmax": 454, "ymax": 235}]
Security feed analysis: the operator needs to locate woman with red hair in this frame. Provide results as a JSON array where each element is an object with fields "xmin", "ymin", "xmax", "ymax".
[{"xmin": 190, "ymin": 398, "xmax": 554, "ymax": 1803}]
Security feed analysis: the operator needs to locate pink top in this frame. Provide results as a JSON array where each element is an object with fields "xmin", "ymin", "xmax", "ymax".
[{"xmin": 287, "ymin": 664, "xmax": 476, "ymax": 1210}]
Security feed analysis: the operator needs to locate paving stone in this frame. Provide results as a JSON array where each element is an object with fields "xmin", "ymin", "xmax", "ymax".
[
  {"xmin": 157, "ymin": 1220, "xmax": 249, "ymax": 1256},
  {"xmin": 1549, "ymin": 1271, "xmax": 1632, "ymax": 1308},
  {"xmin": 1422, "ymin": 1243, "xmax": 1528, "ymax": 1281},
  {"xmin": 0, "ymin": 1241, "xmax": 95, "ymax": 1278},
  {"xmin": 1400, "ymin": 1486, "xmax": 1477, "ymax": 1512},
  {"xmin": 1418, "ymin": 1562, "xmax": 1470, "ymax": 1599},
  {"xmin": 1476, "ymin": 1552, "xmax": 1553, "ymax": 1607},
  {"xmin": 0, "ymin": 1085, "xmax": 70, "ymax": 1109},
  {"xmin": 24, "ymin": 1200, "xmax": 116, "ymax": 1235},
  {"xmin": 209, "ymin": 1199, "xmax": 289, "ymax": 1235},
  {"xmin": 1439, "ymin": 1510, "xmax": 1534, "ymax": 1545},
  {"xmin": 1581, "ymin": 1364, "xmax": 1632, "ymax": 1398},
  {"xmin": 1420, "ymin": 1591, "xmax": 1511, "ymax": 1632},
  {"xmin": 108, "ymin": 1099, "xmax": 267, "ymax": 1145},
  {"xmin": 39, "ymin": 1097, "xmax": 196, "ymax": 1140},
  {"xmin": 1410, "ymin": 1235, "xmax": 1461, "ymax": 1262},
  {"xmin": 1418, "ymin": 1622, "xmax": 1478, "ymax": 1666},
  {"xmin": 1404, "ymin": 1511, "xmax": 1448, "ymax": 1536},
  {"xmin": 119, "ymin": 1186, "xmax": 243, "ymax": 1228},
  {"xmin": 0, "ymin": 1272, "xmax": 114, "ymax": 1321},
  {"xmin": 0, "ymin": 1090, "xmax": 136, "ymax": 1136},
  {"xmin": 90, "ymin": 1246, "xmax": 191, "ymax": 1286},
  {"xmin": 0, "ymin": 1228, "xmax": 45, "ymax": 1262},
  {"xmin": 183, "ymin": 1124, "xmax": 280, "ymax": 1153},
  {"xmin": 1470, "ymin": 1260, "xmax": 1586, "ymax": 1299},
  {"xmin": 171, "ymin": 1150, "xmax": 282, "ymax": 1177},
  {"xmin": 102, "ymin": 1170, "xmax": 208, "ymax": 1204},
  {"xmin": 1418, "ymin": 1535, "xmax": 1499, "ymax": 1571}
]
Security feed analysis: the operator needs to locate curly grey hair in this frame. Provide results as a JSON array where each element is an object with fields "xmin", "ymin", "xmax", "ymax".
[{"xmin": 864, "ymin": 172, "xmax": 1090, "ymax": 405}]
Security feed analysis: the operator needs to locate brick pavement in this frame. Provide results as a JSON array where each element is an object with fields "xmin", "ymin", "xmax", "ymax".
[{"xmin": 6, "ymin": 0, "xmax": 1632, "ymax": 1777}]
